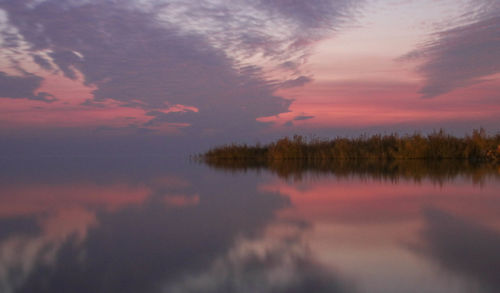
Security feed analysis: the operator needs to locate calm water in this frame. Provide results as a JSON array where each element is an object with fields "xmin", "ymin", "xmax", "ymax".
[{"xmin": 0, "ymin": 157, "xmax": 499, "ymax": 293}]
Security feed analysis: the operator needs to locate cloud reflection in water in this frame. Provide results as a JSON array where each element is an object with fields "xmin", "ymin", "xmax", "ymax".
[{"xmin": 0, "ymin": 157, "xmax": 499, "ymax": 293}]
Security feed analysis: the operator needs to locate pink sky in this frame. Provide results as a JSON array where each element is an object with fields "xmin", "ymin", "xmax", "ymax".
[{"xmin": 0, "ymin": 0, "xmax": 498, "ymax": 152}]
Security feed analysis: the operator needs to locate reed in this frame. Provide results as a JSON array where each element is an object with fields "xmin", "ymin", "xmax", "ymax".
[{"xmin": 201, "ymin": 128, "xmax": 500, "ymax": 164}]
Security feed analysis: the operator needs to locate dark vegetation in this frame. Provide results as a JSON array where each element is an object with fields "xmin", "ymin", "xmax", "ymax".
[
  {"xmin": 198, "ymin": 129, "xmax": 500, "ymax": 182},
  {"xmin": 202, "ymin": 129, "xmax": 500, "ymax": 162}
]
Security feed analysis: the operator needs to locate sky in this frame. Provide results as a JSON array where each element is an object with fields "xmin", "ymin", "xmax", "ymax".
[{"xmin": 0, "ymin": 0, "xmax": 499, "ymax": 155}]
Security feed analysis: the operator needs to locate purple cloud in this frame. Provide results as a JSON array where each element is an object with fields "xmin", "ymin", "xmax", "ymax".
[
  {"xmin": 0, "ymin": 71, "xmax": 56, "ymax": 102},
  {"xmin": 0, "ymin": 0, "xmax": 291, "ymax": 133},
  {"xmin": 32, "ymin": 54, "xmax": 53, "ymax": 71},
  {"xmin": 255, "ymin": 0, "xmax": 361, "ymax": 29},
  {"xmin": 402, "ymin": 1, "xmax": 500, "ymax": 98},
  {"xmin": 280, "ymin": 76, "xmax": 313, "ymax": 89},
  {"xmin": 0, "ymin": 0, "xmax": 362, "ymax": 137},
  {"xmin": 294, "ymin": 115, "xmax": 315, "ymax": 121},
  {"xmin": 283, "ymin": 114, "xmax": 314, "ymax": 127},
  {"xmin": 159, "ymin": 0, "xmax": 362, "ymax": 63}
]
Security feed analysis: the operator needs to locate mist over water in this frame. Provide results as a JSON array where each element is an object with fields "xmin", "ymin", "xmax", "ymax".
[{"xmin": 0, "ymin": 156, "xmax": 499, "ymax": 293}]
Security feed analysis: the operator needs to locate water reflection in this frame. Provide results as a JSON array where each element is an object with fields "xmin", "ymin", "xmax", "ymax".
[
  {"xmin": 420, "ymin": 209, "xmax": 500, "ymax": 292},
  {"xmin": 201, "ymin": 158, "xmax": 500, "ymax": 184},
  {"xmin": 0, "ymin": 157, "xmax": 499, "ymax": 292},
  {"xmin": 261, "ymin": 172, "xmax": 500, "ymax": 293},
  {"xmin": 164, "ymin": 222, "xmax": 353, "ymax": 293}
]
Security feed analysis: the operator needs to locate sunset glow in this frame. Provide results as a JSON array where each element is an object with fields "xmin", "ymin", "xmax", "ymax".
[{"xmin": 0, "ymin": 0, "xmax": 498, "ymax": 154}]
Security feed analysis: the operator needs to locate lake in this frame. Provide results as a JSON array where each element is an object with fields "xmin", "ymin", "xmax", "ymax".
[{"xmin": 0, "ymin": 156, "xmax": 499, "ymax": 293}]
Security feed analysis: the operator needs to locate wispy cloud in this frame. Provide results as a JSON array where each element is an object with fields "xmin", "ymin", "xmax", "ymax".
[
  {"xmin": 280, "ymin": 76, "xmax": 313, "ymax": 89},
  {"xmin": 154, "ymin": 0, "xmax": 362, "ymax": 67},
  {"xmin": 402, "ymin": 0, "xmax": 500, "ymax": 98},
  {"xmin": 294, "ymin": 115, "xmax": 315, "ymax": 121},
  {"xmin": 283, "ymin": 114, "xmax": 315, "ymax": 127},
  {"xmin": 0, "ymin": 0, "xmax": 362, "ymax": 136}
]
